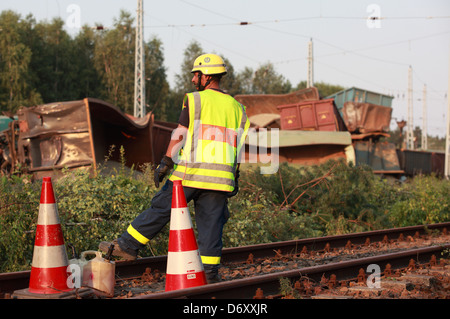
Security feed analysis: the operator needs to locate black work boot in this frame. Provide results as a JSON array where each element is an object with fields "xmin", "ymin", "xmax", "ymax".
[
  {"xmin": 99, "ymin": 239, "xmax": 137, "ymax": 261},
  {"xmin": 204, "ymin": 265, "xmax": 221, "ymax": 284}
]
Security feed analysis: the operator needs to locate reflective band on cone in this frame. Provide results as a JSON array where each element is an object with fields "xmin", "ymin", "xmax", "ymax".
[
  {"xmin": 28, "ymin": 177, "xmax": 73, "ymax": 294},
  {"xmin": 165, "ymin": 180, "xmax": 207, "ymax": 291}
]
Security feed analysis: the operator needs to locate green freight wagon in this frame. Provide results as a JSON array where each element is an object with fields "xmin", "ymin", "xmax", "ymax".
[
  {"xmin": 326, "ymin": 87, "xmax": 394, "ymax": 114},
  {"xmin": 0, "ymin": 115, "xmax": 17, "ymax": 132}
]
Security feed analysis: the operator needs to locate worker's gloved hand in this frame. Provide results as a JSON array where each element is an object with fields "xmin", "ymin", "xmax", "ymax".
[
  {"xmin": 154, "ymin": 155, "xmax": 174, "ymax": 188},
  {"xmin": 227, "ymin": 169, "xmax": 240, "ymax": 197}
]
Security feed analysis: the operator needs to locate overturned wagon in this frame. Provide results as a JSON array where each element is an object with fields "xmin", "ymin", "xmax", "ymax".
[{"xmin": 11, "ymin": 98, "xmax": 176, "ymax": 179}]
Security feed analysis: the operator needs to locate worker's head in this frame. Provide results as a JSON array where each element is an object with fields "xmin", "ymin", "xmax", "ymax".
[{"xmin": 191, "ymin": 54, "xmax": 227, "ymax": 91}]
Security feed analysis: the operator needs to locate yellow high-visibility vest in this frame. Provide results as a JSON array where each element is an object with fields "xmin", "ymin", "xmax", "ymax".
[{"xmin": 169, "ymin": 89, "xmax": 250, "ymax": 192}]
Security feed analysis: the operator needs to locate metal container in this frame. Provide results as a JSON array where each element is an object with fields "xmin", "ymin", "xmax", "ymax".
[
  {"xmin": 277, "ymin": 99, "xmax": 346, "ymax": 131},
  {"xmin": 343, "ymin": 102, "xmax": 392, "ymax": 133},
  {"xmin": 10, "ymin": 98, "xmax": 176, "ymax": 179},
  {"xmin": 326, "ymin": 87, "xmax": 394, "ymax": 113},
  {"xmin": 234, "ymin": 87, "xmax": 320, "ymax": 118},
  {"xmin": 354, "ymin": 140, "xmax": 403, "ymax": 174},
  {"xmin": 0, "ymin": 116, "xmax": 16, "ymax": 132},
  {"xmin": 397, "ymin": 149, "xmax": 445, "ymax": 176}
]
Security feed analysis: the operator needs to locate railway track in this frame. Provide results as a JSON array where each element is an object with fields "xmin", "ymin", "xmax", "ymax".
[
  {"xmin": 130, "ymin": 244, "xmax": 449, "ymax": 299},
  {"xmin": 1, "ymin": 222, "xmax": 449, "ymax": 300}
]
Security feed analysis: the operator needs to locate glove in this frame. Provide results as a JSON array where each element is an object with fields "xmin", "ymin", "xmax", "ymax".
[
  {"xmin": 227, "ymin": 169, "xmax": 240, "ymax": 198},
  {"xmin": 154, "ymin": 155, "xmax": 174, "ymax": 188}
]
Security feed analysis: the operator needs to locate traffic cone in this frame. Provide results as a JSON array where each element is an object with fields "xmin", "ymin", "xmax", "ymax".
[
  {"xmin": 28, "ymin": 177, "xmax": 73, "ymax": 294},
  {"xmin": 165, "ymin": 180, "xmax": 207, "ymax": 291}
]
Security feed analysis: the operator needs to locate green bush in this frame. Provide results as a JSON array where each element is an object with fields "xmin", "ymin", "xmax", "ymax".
[
  {"xmin": 388, "ymin": 175, "xmax": 450, "ymax": 226},
  {"xmin": 235, "ymin": 161, "xmax": 395, "ymax": 237},
  {"xmin": 0, "ymin": 175, "xmax": 39, "ymax": 272},
  {"xmin": 0, "ymin": 159, "xmax": 166, "ymax": 272},
  {"xmin": 1, "ymin": 158, "xmax": 449, "ymax": 273}
]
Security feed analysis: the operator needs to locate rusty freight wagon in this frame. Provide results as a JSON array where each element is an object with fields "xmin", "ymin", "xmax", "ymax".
[
  {"xmin": 3, "ymin": 98, "xmax": 175, "ymax": 179},
  {"xmin": 326, "ymin": 87, "xmax": 394, "ymax": 116},
  {"xmin": 235, "ymin": 88, "xmax": 355, "ymax": 167},
  {"xmin": 276, "ymin": 98, "xmax": 347, "ymax": 132}
]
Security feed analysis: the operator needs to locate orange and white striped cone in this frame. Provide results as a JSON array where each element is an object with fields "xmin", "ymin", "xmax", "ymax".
[
  {"xmin": 165, "ymin": 180, "xmax": 207, "ymax": 291},
  {"xmin": 28, "ymin": 177, "xmax": 73, "ymax": 294}
]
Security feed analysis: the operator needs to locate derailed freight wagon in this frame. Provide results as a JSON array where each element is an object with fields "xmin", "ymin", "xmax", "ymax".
[
  {"xmin": 5, "ymin": 98, "xmax": 176, "ymax": 179},
  {"xmin": 342, "ymin": 101, "xmax": 404, "ymax": 175},
  {"xmin": 236, "ymin": 87, "xmax": 356, "ymax": 168}
]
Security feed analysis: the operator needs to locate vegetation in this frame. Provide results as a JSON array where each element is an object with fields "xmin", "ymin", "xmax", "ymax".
[
  {"xmin": 1, "ymin": 156, "xmax": 448, "ymax": 273},
  {"xmin": 385, "ymin": 125, "xmax": 446, "ymax": 151}
]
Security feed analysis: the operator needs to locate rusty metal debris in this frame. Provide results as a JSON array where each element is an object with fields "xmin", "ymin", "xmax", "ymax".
[
  {"xmin": 430, "ymin": 255, "xmax": 437, "ymax": 267},
  {"xmin": 141, "ymin": 267, "xmax": 160, "ymax": 282},
  {"xmin": 274, "ymin": 249, "xmax": 283, "ymax": 260},
  {"xmin": 408, "ymin": 259, "xmax": 416, "ymax": 270},
  {"xmin": 1, "ymin": 98, "xmax": 176, "ymax": 179},
  {"xmin": 343, "ymin": 102, "xmax": 392, "ymax": 134},
  {"xmin": 246, "ymin": 253, "xmax": 254, "ymax": 265},
  {"xmin": 328, "ymin": 274, "xmax": 337, "ymax": 289},
  {"xmin": 253, "ymin": 288, "xmax": 264, "ymax": 299},
  {"xmin": 384, "ymin": 264, "xmax": 392, "ymax": 276},
  {"xmin": 345, "ymin": 240, "xmax": 352, "ymax": 250},
  {"xmin": 357, "ymin": 268, "xmax": 366, "ymax": 284},
  {"xmin": 238, "ymin": 87, "xmax": 355, "ymax": 166}
]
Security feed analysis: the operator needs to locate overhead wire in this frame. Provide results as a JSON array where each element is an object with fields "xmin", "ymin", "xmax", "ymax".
[
  {"xmin": 145, "ymin": 15, "xmax": 450, "ymax": 28},
  {"xmin": 153, "ymin": 0, "xmax": 450, "ymax": 69},
  {"xmin": 146, "ymin": 0, "xmax": 448, "ymax": 101},
  {"xmin": 170, "ymin": 24, "xmax": 259, "ymax": 63}
]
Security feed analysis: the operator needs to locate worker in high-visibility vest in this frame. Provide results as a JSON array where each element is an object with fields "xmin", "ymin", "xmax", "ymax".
[{"xmin": 99, "ymin": 54, "xmax": 250, "ymax": 283}]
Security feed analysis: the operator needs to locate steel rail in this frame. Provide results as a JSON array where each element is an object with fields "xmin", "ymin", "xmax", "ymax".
[
  {"xmin": 219, "ymin": 221, "xmax": 450, "ymax": 262},
  {"xmin": 1, "ymin": 222, "xmax": 449, "ymax": 295},
  {"xmin": 114, "ymin": 221, "xmax": 450, "ymax": 278},
  {"xmin": 130, "ymin": 244, "xmax": 450, "ymax": 299}
]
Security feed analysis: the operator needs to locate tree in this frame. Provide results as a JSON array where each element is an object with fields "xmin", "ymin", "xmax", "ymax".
[
  {"xmin": 145, "ymin": 37, "xmax": 169, "ymax": 121},
  {"xmin": 252, "ymin": 63, "xmax": 292, "ymax": 94},
  {"xmin": 234, "ymin": 67, "xmax": 254, "ymax": 95},
  {"xmin": 216, "ymin": 56, "xmax": 240, "ymax": 96},
  {"xmin": 0, "ymin": 11, "xmax": 41, "ymax": 112},
  {"xmin": 296, "ymin": 80, "xmax": 344, "ymax": 98},
  {"xmin": 174, "ymin": 40, "xmax": 203, "ymax": 95},
  {"xmin": 28, "ymin": 17, "xmax": 80, "ymax": 103},
  {"xmin": 165, "ymin": 40, "xmax": 204, "ymax": 122},
  {"xmin": 229, "ymin": 63, "xmax": 293, "ymax": 95},
  {"xmin": 72, "ymin": 25, "xmax": 102, "ymax": 99},
  {"xmin": 93, "ymin": 10, "xmax": 135, "ymax": 114}
]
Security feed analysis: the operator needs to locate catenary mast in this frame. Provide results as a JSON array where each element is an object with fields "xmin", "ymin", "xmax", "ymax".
[{"xmin": 134, "ymin": 0, "xmax": 145, "ymax": 118}]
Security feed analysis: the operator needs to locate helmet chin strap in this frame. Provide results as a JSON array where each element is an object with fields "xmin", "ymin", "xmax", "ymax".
[{"xmin": 196, "ymin": 73, "xmax": 211, "ymax": 91}]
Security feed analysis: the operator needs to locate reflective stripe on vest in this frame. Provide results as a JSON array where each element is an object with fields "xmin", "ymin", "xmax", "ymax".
[{"xmin": 170, "ymin": 90, "xmax": 249, "ymax": 192}]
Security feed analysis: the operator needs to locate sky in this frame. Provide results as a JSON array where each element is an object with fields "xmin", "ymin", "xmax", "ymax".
[{"xmin": 1, "ymin": 0, "xmax": 449, "ymax": 137}]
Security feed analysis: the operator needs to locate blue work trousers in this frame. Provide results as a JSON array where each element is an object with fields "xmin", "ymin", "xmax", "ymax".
[{"xmin": 118, "ymin": 180, "xmax": 229, "ymax": 266}]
